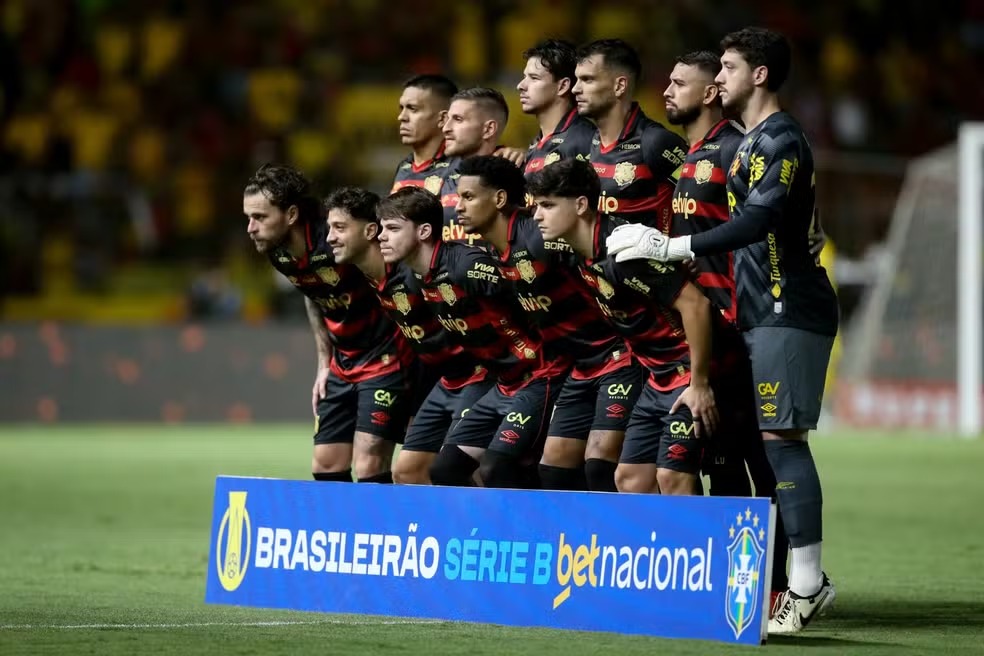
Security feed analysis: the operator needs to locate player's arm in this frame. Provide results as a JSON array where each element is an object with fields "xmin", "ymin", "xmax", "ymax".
[
  {"xmin": 617, "ymin": 260, "xmax": 719, "ymax": 434},
  {"xmin": 305, "ymin": 296, "xmax": 333, "ymax": 414},
  {"xmin": 643, "ymin": 127, "xmax": 687, "ymax": 185}
]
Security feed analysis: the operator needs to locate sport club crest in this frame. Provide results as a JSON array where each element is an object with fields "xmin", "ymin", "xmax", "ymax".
[
  {"xmin": 438, "ymin": 283, "xmax": 457, "ymax": 306},
  {"xmin": 725, "ymin": 508, "xmax": 767, "ymax": 640},
  {"xmin": 424, "ymin": 175, "xmax": 443, "ymax": 195},
  {"xmin": 596, "ymin": 276, "xmax": 616, "ymax": 300},
  {"xmin": 544, "ymin": 152, "xmax": 561, "ymax": 167},
  {"xmin": 517, "ymin": 260, "xmax": 537, "ymax": 283},
  {"xmin": 613, "ymin": 161, "xmax": 636, "ymax": 187},
  {"xmin": 316, "ymin": 267, "xmax": 340, "ymax": 286},
  {"xmin": 392, "ymin": 291, "xmax": 412, "ymax": 315},
  {"xmin": 694, "ymin": 159, "xmax": 714, "ymax": 184}
]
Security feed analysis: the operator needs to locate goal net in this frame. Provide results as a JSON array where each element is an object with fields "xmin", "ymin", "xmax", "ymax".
[{"xmin": 835, "ymin": 124, "xmax": 984, "ymax": 435}]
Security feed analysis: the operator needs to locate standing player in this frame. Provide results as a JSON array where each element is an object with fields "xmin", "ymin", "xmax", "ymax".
[
  {"xmin": 664, "ymin": 49, "xmax": 790, "ymax": 608},
  {"xmin": 392, "ymin": 74, "xmax": 458, "ymax": 194},
  {"xmin": 572, "ymin": 39, "xmax": 687, "ymax": 231},
  {"xmin": 607, "ymin": 28, "xmax": 839, "ymax": 632},
  {"xmin": 454, "ymin": 156, "xmax": 641, "ymax": 492},
  {"xmin": 378, "ymin": 186, "xmax": 565, "ymax": 489},
  {"xmin": 439, "ymin": 87, "xmax": 510, "ymax": 244},
  {"xmin": 325, "ymin": 187, "xmax": 493, "ymax": 484},
  {"xmin": 529, "ymin": 158, "xmax": 751, "ymax": 497},
  {"xmin": 517, "ymin": 39, "xmax": 596, "ymax": 179},
  {"xmin": 243, "ymin": 165, "xmax": 413, "ymax": 483}
]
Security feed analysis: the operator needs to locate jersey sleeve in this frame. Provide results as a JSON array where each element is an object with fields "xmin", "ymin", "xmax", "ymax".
[
  {"xmin": 563, "ymin": 121, "xmax": 597, "ymax": 160},
  {"xmin": 643, "ymin": 127, "xmax": 687, "ymax": 184},
  {"xmin": 455, "ymin": 248, "xmax": 509, "ymax": 298},
  {"xmin": 613, "ymin": 258, "xmax": 689, "ymax": 308},
  {"xmin": 743, "ymin": 130, "xmax": 804, "ymax": 210}
]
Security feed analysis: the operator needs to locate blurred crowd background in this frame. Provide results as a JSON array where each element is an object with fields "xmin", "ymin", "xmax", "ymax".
[{"xmin": 0, "ymin": 0, "xmax": 979, "ymax": 324}]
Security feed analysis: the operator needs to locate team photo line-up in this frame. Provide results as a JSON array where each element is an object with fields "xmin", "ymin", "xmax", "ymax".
[{"xmin": 241, "ymin": 27, "xmax": 838, "ymax": 634}]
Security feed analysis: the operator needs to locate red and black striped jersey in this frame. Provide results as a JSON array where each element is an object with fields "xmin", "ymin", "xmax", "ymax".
[
  {"xmin": 671, "ymin": 120, "xmax": 743, "ymax": 323},
  {"xmin": 372, "ymin": 262, "xmax": 488, "ymax": 388},
  {"xmin": 523, "ymin": 108, "xmax": 596, "ymax": 177},
  {"xmin": 578, "ymin": 215, "xmax": 744, "ymax": 391},
  {"xmin": 415, "ymin": 240, "xmax": 563, "ymax": 389},
  {"xmin": 437, "ymin": 158, "xmax": 485, "ymax": 248},
  {"xmin": 390, "ymin": 141, "xmax": 452, "ymax": 195},
  {"xmin": 492, "ymin": 210, "xmax": 631, "ymax": 380},
  {"xmin": 268, "ymin": 220, "xmax": 411, "ymax": 383},
  {"xmin": 590, "ymin": 103, "xmax": 687, "ymax": 232}
]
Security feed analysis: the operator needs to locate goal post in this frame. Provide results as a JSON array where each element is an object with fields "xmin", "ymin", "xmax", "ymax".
[
  {"xmin": 836, "ymin": 123, "xmax": 983, "ymax": 436},
  {"xmin": 957, "ymin": 123, "xmax": 984, "ymax": 436}
]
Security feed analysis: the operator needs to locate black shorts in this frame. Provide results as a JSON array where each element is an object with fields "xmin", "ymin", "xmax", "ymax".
[
  {"xmin": 547, "ymin": 364, "xmax": 643, "ymax": 439},
  {"xmin": 744, "ymin": 326, "xmax": 834, "ymax": 431},
  {"xmin": 620, "ymin": 383, "xmax": 702, "ymax": 474},
  {"xmin": 446, "ymin": 377, "xmax": 562, "ymax": 464},
  {"xmin": 402, "ymin": 378, "xmax": 496, "ymax": 454},
  {"xmin": 313, "ymin": 368, "xmax": 411, "ymax": 445}
]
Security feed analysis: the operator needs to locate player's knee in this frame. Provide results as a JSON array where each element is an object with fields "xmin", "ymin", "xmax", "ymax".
[
  {"xmin": 656, "ymin": 468, "xmax": 698, "ymax": 496},
  {"xmin": 479, "ymin": 451, "xmax": 524, "ymax": 489},
  {"xmin": 614, "ymin": 464, "xmax": 645, "ymax": 493},
  {"xmin": 540, "ymin": 437, "xmax": 585, "ymax": 469},
  {"xmin": 393, "ymin": 452, "xmax": 432, "ymax": 485},
  {"xmin": 429, "ymin": 446, "xmax": 479, "ymax": 487},
  {"xmin": 585, "ymin": 431, "xmax": 624, "ymax": 462}
]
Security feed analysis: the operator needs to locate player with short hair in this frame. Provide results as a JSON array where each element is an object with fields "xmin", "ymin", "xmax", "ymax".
[
  {"xmin": 439, "ymin": 87, "xmax": 510, "ymax": 245},
  {"xmin": 664, "ymin": 49, "xmax": 791, "ymax": 609},
  {"xmin": 517, "ymin": 39, "xmax": 596, "ymax": 180},
  {"xmin": 529, "ymin": 158, "xmax": 754, "ymax": 497},
  {"xmin": 573, "ymin": 39, "xmax": 687, "ymax": 230},
  {"xmin": 455, "ymin": 155, "xmax": 641, "ymax": 491},
  {"xmin": 324, "ymin": 186, "xmax": 493, "ymax": 485},
  {"xmin": 378, "ymin": 186, "xmax": 565, "ymax": 489},
  {"xmin": 606, "ymin": 28, "xmax": 839, "ymax": 632},
  {"xmin": 243, "ymin": 165, "xmax": 413, "ymax": 483},
  {"xmin": 392, "ymin": 74, "xmax": 458, "ymax": 195}
]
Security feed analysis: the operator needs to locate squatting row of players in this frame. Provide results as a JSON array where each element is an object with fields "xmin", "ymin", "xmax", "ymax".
[{"xmin": 242, "ymin": 28, "xmax": 838, "ymax": 633}]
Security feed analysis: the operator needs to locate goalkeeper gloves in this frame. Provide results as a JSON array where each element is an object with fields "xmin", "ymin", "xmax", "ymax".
[{"xmin": 605, "ymin": 224, "xmax": 693, "ymax": 263}]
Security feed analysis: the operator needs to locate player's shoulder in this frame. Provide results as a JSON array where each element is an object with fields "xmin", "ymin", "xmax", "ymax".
[
  {"xmin": 567, "ymin": 115, "xmax": 598, "ymax": 141},
  {"xmin": 752, "ymin": 113, "xmax": 809, "ymax": 151}
]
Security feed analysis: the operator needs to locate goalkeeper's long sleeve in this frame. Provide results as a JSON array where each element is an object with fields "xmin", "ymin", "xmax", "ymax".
[{"xmin": 690, "ymin": 204, "xmax": 776, "ymax": 257}]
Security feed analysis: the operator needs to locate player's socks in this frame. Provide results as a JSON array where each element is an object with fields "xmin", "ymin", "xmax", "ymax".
[
  {"xmin": 357, "ymin": 471, "xmax": 394, "ymax": 484},
  {"xmin": 706, "ymin": 461, "xmax": 752, "ymax": 496},
  {"xmin": 313, "ymin": 469, "xmax": 353, "ymax": 482},
  {"xmin": 429, "ymin": 446, "xmax": 479, "ymax": 487},
  {"xmin": 764, "ymin": 439, "xmax": 823, "ymax": 595},
  {"xmin": 479, "ymin": 451, "xmax": 525, "ymax": 489},
  {"xmin": 538, "ymin": 464, "xmax": 587, "ymax": 491},
  {"xmin": 584, "ymin": 458, "xmax": 618, "ymax": 492}
]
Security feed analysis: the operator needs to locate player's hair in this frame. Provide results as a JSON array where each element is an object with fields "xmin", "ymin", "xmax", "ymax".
[
  {"xmin": 720, "ymin": 27, "xmax": 791, "ymax": 92},
  {"xmin": 450, "ymin": 87, "xmax": 509, "ymax": 131},
  {"xmin": 377, "ymin": 187, "xmax": 444, "ymax": 240},
  {"xmin": 243, "ymin": 164, "xmax": 322, "ymax": 223},
  {"xmin": 526, "ymin": 158, "xmax": 600, "ymax": 210},
  {"xmin": 456, "ymin": 156, "xmax": 527, "ymax": 209},
  {"xmin": 403, "ymin": 74, "xmax": 459, "ymax": 105},
  {"xmin": 576, "ymin": 39, "xmax": 641, "ymax": 83},
  {"xmin": 675, "ymin": 50, "xmax": 721, "ymax": 78},
  {"xmin": 522, "ymin": 39, "xmax": 577, "ymax": 91},
  {"xmin": 324, "ymin": 187, "xmax": 381, "ymax": 226}
]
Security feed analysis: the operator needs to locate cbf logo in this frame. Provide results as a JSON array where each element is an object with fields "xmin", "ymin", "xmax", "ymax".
[
  {"xmin": 216, "ymin": 491, "xmax": 251, "ymax": 592},
  {"xmin": 725, "ymin": 507, "xmax": 766, "ymax": 639}
]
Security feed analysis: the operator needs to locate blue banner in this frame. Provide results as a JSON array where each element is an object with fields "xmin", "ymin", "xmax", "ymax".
[{"xmin": 206, "ymin": 476, "xmax": 775, "ymax": 646}]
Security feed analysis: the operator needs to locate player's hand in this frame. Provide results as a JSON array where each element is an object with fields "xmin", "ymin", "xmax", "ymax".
[
  {"xmin": 808, "ymin": 226, "xmax": 827, "ymax": 258},
  {"xmin": 670, "ymin": 384, "xmax": 719, "ymax": 438},
  {"xmin": 311, "ymin": 366, "xmax": 330, "ymax": 416},
  {"xmin": 683, "ymin": 258, "xmax": 699, "ymax": 277},
  {"xmin": 606, "ymin": 224, "xmax": 693, "ymax": 263},
  {"xmin": 493, "ymin": 146, "xmax": 526, "ymax": 168}
]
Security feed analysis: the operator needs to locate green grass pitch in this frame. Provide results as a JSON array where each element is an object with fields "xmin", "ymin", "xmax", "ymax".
[{"xmin": 1, "ymin": 425, "xmax": 983, "ymax": 655}]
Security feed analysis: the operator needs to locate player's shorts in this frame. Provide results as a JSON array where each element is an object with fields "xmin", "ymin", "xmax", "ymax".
[
  {"xmin": 446, "ymin": 376, "xmax": 563, "ymax": 464},
  {"xmin": 409, "ymin": 364, "xmax": 441, "ymax": 417},
  {"xmin": 743, "ymin": 326, "xmax": 835, "ymax": 431},
  {"xmin": 314, "ymin": 368, "xmax": 411, "ymax": 445},
  {"xmin": 620, "ymin": 383, "xmax": 701, "ymax": 474},
  {"xmin": 402, "ymin": 378, "xmax": 496, "ymax": 454},
  {"xmin": 547, "ymin": 364, "xmax": 643, "ymax": 439}
]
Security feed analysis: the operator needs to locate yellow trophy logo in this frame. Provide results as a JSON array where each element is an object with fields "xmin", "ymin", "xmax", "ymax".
[{"xmin": 216, "ymin": 491, "xmax": 251, "ymax": 592}]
